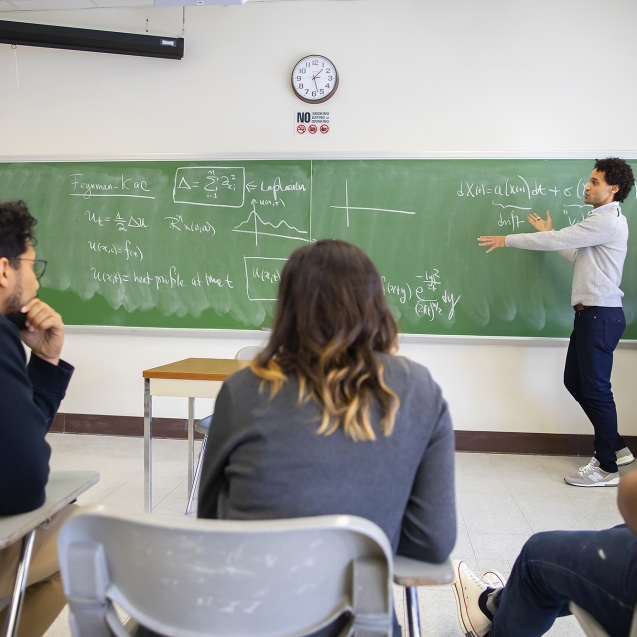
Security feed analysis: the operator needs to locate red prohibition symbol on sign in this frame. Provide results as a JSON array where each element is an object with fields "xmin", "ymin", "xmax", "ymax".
[
  {"xmin": 297, "ymin": 124, "xmax": 306, "ymax": 134},
  {"xmin": 320, "ymin": 124, "xmax": 329, "ymax": 134},
  {"xmin": 308, "ymin": 124, "xmax": 318, "ymax": 134}
]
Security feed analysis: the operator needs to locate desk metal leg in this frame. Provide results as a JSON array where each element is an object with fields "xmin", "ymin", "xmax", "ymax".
[
  {"xmin": 187, "ymin": 397, "xmax": 195, "ymax": 497},
  {"xmin": 3, "ymin": 529, "xmax": 36, "ymax": 637},
  {"xmin": 405, "ymin": 586, "xmax": 422, "ymax": 637},
  {"xmin": 144, "ymin": 378, "xmax": 153, "ymax": 513}
]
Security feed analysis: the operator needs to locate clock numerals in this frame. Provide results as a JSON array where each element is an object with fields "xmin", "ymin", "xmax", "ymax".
[{"xmin": 292, "ymin": 55, "xmax": 338, "ymax": 104}]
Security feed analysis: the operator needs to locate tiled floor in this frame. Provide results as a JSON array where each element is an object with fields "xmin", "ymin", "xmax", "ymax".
[{"xmin": 41, "ymin": 433, "xmax": 635, "ymax": 637}]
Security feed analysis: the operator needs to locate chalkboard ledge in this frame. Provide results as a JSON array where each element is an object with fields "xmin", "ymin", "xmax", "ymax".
[{"xmin": 62, "ymin": 325, "xmax": 637, "ymax": 348}]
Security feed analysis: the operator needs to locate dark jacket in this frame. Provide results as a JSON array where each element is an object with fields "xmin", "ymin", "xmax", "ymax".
[{"xmin": 0, "ymin": 314, "xmax": 73, "ymax": 515}]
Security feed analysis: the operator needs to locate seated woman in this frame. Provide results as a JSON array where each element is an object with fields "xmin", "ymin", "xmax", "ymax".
[{"xmin": 196, "ymin": 239, "xmax": 457, "ymax": 635}]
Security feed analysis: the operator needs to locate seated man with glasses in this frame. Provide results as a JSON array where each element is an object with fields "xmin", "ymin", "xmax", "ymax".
[{"xmin": 0, "ymin": 200, "xmax": 75, "ymax": 637}]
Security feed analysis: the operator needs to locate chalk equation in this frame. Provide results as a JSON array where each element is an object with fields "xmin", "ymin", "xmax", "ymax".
[
  {"xmin": 382, "ymin": 269, "xmax": 461, "ymax": 322},
  {"xmin": 85, "ymin": 210, "xmax": 148, "ymax": 231},
  {"xmin": 456, "ymin": 175, "xmax": 602, "ymax": 233},
  {"xmin": 173, "ymin": 166, "xmax": 246, "ymax": 208},
  {"xmin": 456, "ymin": 176, "xmax": 589, "ymax": 201},
  {"xmin": 88, "ymin": 239, "xmax": 143, "ymax": 261},
  {"xmin": 165, "ymin": 215, "xmax": 216, "ymax": 235},
  {"xmin": 244, "ymin": 256, "xmax": 286, "ymax": 301}
]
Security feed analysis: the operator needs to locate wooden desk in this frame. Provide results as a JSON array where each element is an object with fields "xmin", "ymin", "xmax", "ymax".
[
  {"xmin": 142, "ymin": 358, "xmax": 249, "ymax": 513},
  {"xmin": 0, "ymin": 470, "xmax": 99, "ymax": 637}
]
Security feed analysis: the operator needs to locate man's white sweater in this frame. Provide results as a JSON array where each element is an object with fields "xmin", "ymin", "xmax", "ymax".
[{"xmin": 505, "ymin": 201, "xmax": 628, "ymax": 307}]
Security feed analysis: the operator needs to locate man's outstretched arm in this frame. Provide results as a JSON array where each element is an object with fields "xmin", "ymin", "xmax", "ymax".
[{"xmin": 478, "ymin": 211, "xmax": 553, "ymax": 253}]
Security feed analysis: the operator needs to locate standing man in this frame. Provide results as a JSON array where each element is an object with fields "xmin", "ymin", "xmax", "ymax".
[
  {"xmin": 0, "ymin": 200, "xmax": 75, "ymax": 636},
  {"xmin": 478, "ymin": 158, "xmax": 635, "ymax": 487}
]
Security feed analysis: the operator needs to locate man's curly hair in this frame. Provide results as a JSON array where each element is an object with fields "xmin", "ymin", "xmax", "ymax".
[
  {"xmin": 594, "ymin": 158, "xmax": 636, "ymax": 203},
  {"xmin": 0, "ymin": 201, "xmax": 37, "ymax": 265}
]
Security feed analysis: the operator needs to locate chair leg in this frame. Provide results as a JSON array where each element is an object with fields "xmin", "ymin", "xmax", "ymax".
[
  {"xmin": 3, "ymin": 530, "xmax": 36, "ymax": 637},
  {"xmin": 404, "ymin": 586, "xmax": 421, "ymax": 637},
  {"xmin": 185, "ymin": 436, "xmax": 207, "ymax": 515}
]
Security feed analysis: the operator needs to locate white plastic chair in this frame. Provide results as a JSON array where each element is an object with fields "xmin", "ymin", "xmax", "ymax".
[
  {"xmin": 58, "ymin": 506, "xmax": 397, "ymax": 637},
  {"xmin": 569, "ymin": 602, "xmax": 637, "ymax": 637},
  {"xmin": 185, "ymin": 346, "xmax": 264, "ymax": 515}
]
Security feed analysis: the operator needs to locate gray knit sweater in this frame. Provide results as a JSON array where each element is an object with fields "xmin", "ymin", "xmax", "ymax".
[
  {"xmin": 505, "ymin": 201, "xmax": 628, "ymax": 307},
  {"xmin": 198, "ymin": 353, "xmax": 456, "ymax": 563}
]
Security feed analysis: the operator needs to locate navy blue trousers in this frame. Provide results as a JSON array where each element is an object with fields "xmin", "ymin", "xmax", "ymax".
[
  {"xmin": 563, "ymin": 306, "xmax": 626, "ymax": 473},
  {"xmin": 491, "ymin": 525, "xmax": 637, "ymax": 637}
]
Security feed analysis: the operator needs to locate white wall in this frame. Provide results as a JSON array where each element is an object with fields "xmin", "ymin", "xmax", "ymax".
[{"xmin": 1, "ymin": 0, "xmax": 636, "ymax": 434}]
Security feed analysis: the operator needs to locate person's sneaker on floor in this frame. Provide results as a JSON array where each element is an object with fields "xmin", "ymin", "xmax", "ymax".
[
  {"xmin": 482, "ymin": 569, "xmax": 506, "ymax": 589},
  {"xmin": 452, "ymin": 560, "xmax": 494, "ymax": 637},
  {"xmin": 579, "ymin": 447, "xmax": 634, "ymax": 471},
  {"xmin": 578, "ymin": 456, "xmax": 598, "ymax": 472},
  {"xmin": 564, "ymin": 463, "xmax": 619, "ymax": 487},
  {"xmin": 616, "ymin": 447, "xmax": 635, "ymax": 467}
]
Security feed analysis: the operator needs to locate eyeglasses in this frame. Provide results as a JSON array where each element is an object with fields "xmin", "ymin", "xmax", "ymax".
[{"xmin": 15, "ymin": 258, "xmax": 48, "ymax": 281}]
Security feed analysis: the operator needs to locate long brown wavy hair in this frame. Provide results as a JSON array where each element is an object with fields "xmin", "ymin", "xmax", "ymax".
[{"xmin": 250, "ymin": 240, "xmax": 399, "ymax": 441}]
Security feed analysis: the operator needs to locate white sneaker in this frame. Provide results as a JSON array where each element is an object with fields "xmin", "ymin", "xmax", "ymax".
[
  {"xmin": 564, "ymin": 463, "xmax": 619, "ymax": 487},
  {"xmin": 451, "ymin": 560, "xmax": 492, "ymax": 637},
  {"xmin": 482, "ymin": 569, "xmax": 506, "ymax": 589}
]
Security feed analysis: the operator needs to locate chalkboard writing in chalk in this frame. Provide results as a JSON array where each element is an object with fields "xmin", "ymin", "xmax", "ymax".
[{"xmin": 2, "ymin": 158, "xmax": 635, "ymax": 338}]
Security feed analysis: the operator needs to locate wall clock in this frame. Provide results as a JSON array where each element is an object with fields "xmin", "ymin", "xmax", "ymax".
[{"xmin": 291, "ymin": 55, "xmax": 339, "ymax": 104}]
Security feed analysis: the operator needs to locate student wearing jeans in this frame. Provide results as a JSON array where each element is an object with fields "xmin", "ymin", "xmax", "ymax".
[
  {"xmin": 478, "ymin": 158, "xmax": 636, "ymax": 486},
  {"xmin": 452, "ymin": 470, "xmax": 637, "ymax": 637}
]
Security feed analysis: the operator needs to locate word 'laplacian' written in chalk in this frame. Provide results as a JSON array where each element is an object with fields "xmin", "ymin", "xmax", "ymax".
[{"xmin": 258, "ymin": 177, "xmax": 307, "ymax": 201}]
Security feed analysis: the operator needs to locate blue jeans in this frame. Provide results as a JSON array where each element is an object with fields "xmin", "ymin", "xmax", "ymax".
[
  {"xmin": 491, "ymin": 525, "xmax": 637, "ymax": 637},
  {"xmin": 563, "ymin": 306, "xmax": 626, "ymax": 473}
]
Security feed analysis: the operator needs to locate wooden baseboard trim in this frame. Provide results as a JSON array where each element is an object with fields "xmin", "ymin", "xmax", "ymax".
[
  {"xmin": 455, "ymin": 431, "xmax": 637, "ymax": 456},
  {"xmin": 51, "ymin": 413, "xmax": 205, "ymax": 440},
  {"xmin": 51, "ymin": 413, "xmax": 636, "ymax": 455}
]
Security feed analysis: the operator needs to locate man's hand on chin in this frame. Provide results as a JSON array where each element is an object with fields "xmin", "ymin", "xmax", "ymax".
[{"xmin": 19, "ymin": 298, "xmax": 64, "ymax": 366}]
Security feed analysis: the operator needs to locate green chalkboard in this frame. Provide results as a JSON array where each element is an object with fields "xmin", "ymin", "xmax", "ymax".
[{"xmin": 1, "ymin": 159, "xmax": 635, "ymax": 338}]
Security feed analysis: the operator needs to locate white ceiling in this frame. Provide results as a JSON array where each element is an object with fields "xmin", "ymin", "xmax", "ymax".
[{"xmin": 0, "ymin": 0, "xmax": 335, "ymax": 9}]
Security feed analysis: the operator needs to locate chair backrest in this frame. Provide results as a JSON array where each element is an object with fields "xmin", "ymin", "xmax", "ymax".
[
  {"xmin": 58, "ymin": 506, "xmax": 394, "ymax": 637},
  {"xmin": 235, "ymin": 346, "xmax": 263, "ymax": 361},
  {"xmin": 569, "ymin": 603, "xmax": 610, "ymax": 637},
  {"xmin": 570, "ymin": 602, "xmax": 637, "ymax": 637}
]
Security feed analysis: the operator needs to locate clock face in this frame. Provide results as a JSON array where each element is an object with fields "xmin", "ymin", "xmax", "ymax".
[{"xmin": 291, "ymin": 55, "xmax": 339, "ymax": 104}]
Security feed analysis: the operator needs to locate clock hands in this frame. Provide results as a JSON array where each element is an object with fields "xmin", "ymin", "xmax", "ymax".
[{"xmin": 312, "ymin": 70, "xmax": 322, "ymax": 93}]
